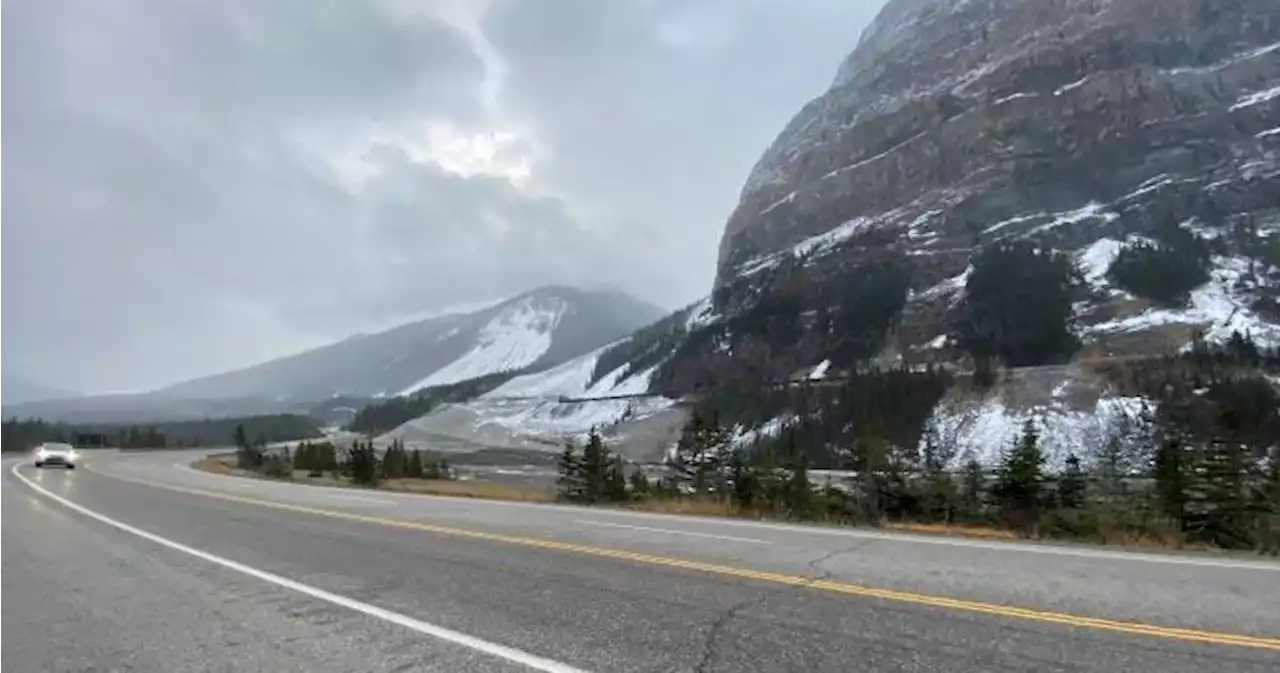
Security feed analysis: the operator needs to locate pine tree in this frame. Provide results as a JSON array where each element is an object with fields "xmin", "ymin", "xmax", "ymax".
[
  {"xmin": 919, "ymin": 426, "xmax": 956, "ymax": 523},
  {"xmin": 783, "ymin": 430, "xmax": 812, "ymax": 519},
  {"xmin": 556, "ymin": 441, "xmax": 584, "ymax": 502},
  {"xmin": 580, "ymin": 429, "xmax": 612, "ymax": 503},
  {"xmin": 1154, "ymin": 433, "xmax": 1191, "ymax": 529},
  {"xmin": 1057, "ymin": 453, "xmax": 1086, "ymax": 509},
  {"xmin": 728, "ymin": 450, "xmax": 758, "ymax": 509},
  {"xmin": 347, "ymin": 440, "xmax": 380, "ymax": 487},
  {"xmin": 407, "ymin": 449, "xmax": 424, "ymax": 478},
  {"xmin": 604, "ymin": 455, "xmax": 629, "ymax": 502},
  {"xmin": 993, "ymin": 419, "xmax": 1045, "ymax": 533},
  {"xmin": 628, "ymin": 467, "xmax": 651, "ymax": 499}
]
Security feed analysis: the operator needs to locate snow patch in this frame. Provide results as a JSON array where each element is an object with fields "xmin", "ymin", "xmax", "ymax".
[
  {"xmin": 927, "ymin": 396, "xmax": 1151, "ymax": 468},
  {"xmin": 1257, "ymin": 127, "xmax": 1280, "ymax": 139},
  {"xmin": 1053, "ymin": 76, "xmax": 1090, "ymax": 96},
  {"xmin": 993, "ymin": 91, "xmax": 1038, "ymax": 105},
  {"xmin": 793, "ymin": 216, "xmax": 875, "ymax": 257},
  {"xmin": 398, "ymin": 296, "xmax": 566, "ymax": 394},
  {"xmin": 759, "ymin": 191, "xmax": 797, "ymax": 216},
  {"xmin": 914, "ymin": 266, "xmax": 972, "ymax": 303},
  {"xmin": 1076, "ymin": 238, "xmax": 1123, "ymax": 289},
  {"xmin": 1087, "ymin": 255, "xmax": 1280, "ymax": 348},
  {"xmin": 1026, "ymin": 202, "xmax": 1119, "ymax": 236},
  {"xmin": 1230, "ymin": 85, "xmax": 1280, "ymax": 111},
  {"xmin": 809, "ymin": 360, "xmax": 831, "ymax": 381}
]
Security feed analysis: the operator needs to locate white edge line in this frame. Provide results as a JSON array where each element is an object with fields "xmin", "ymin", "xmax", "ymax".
[
  {"xmin": 10, "ymin": 463, "xmax": 592, "ymax": 673},
  {"xmin": 138, "ymin": 454, "xmax": 1280, "ymax": 571},
  {"xmin": 574, "ymin": 519, "xmax": 772, "ymax": 545}
]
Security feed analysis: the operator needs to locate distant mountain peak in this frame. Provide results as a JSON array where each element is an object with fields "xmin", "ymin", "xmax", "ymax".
[{"xmin": 150, "ymin": 285, "xmax": 666, "ymax": 403}]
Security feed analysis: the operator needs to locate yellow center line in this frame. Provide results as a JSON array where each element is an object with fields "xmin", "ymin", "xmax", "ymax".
[{"xmin": 83, "ymin": 462, "xmax": 1280, "ymax": 652}]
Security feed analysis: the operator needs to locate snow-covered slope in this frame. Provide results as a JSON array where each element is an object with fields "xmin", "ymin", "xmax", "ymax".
[
  {"xmin": 152, "ymin": 286, "xmax": 664, "ymax": 403},
  {"xmin": 378, "ymin": 343, "xmax": 685, "ymax": 461},
  {"xmin": 396, "ymin": 295, "xmax": 567, "ymax": 394}
]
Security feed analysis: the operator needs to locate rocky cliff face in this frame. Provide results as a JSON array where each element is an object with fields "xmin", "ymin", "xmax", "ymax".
[
  {"xmin": 623, "ymin": 0, "xmax": 1280, "ymax": 466},
  {"xmin": 715, "ymin": 0, "xmax": 1278, "ymax": 360}
]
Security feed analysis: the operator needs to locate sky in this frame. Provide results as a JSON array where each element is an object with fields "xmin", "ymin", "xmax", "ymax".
[{"xmin": 2, "ymin": 0, "xmax": 885, "ymax": 393}]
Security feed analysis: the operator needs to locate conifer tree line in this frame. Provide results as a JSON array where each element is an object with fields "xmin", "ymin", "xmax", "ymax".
[
  {"xmin": 556, "ymin": 402, "xmax": 1279, "ymax": 552},
  {"xmin": 233, "ymin": 428, "xmax": 452, "ymax": 488}
]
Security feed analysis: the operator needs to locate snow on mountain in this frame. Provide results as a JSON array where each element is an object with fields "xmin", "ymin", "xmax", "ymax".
[
  {"xmin": 21, "ymin": 286, "xmax": 671, "ymax": 421},
  {"xmin": 378, "ymin": 342, "xmax": 683, "ymax": 460},
  {"xmin": 397, "ymin": 296, "xmax": 568, "ymax": 395},
  {"xmin": 1086, "ymin": 255, "xmax": 1280, "ymax": 349}
]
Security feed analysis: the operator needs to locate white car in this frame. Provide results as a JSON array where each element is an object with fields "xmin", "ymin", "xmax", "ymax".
[{"xmin": 34, "ymin": 442, "xmax": 79, "ymax": 469}]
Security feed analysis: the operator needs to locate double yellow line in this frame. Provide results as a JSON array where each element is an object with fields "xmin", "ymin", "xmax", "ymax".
[{"xmin": 85, "ymin": 463, "xmax": 1280, "ymax": 652}]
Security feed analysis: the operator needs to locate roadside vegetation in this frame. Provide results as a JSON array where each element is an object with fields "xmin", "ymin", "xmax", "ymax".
[
  {"xmin": 223, "ymin": 428, "xmax": 552, "ymax": 500},
  {"xmin": 553, "ymin": 399, "xmax": 1278, "ymax": 553}
]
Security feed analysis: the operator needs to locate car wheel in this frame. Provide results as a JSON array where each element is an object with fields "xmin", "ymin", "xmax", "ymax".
[
  {"xmin": 34, "ymin": 462, "xmax": 43, "ymax": 468},
  {"xmin": 66, "ymin": 464, "xmax": 76, "ymax": 470}
]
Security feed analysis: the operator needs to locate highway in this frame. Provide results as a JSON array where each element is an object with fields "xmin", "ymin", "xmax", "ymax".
[{"xmin": 3, "ymin": 450, "xmax": 1278, "ymax": 672}]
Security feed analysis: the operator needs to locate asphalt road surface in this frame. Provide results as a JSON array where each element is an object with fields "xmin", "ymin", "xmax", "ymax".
[{"xmin": 4, "ymin": 450, "xmax": 1278, "ymax": 673}]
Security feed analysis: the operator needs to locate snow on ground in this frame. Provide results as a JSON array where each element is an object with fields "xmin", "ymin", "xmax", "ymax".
[
  {"xmin": 793, "ymin": 216, "xmax": 876, "ymax": 257},
  {"xmin": 1026, "ymin": 201, "xmax": 1119, "ymax": 236},
  {"xmin": 926, "ymin": 395, "xmax": 1150, "ymax": 468},
  {"xmin": 684, "ymin": 295, "xmax": 716, "ymax": 331},
  {"xmin": 1086, "ymin": 255, "xmax": 1280, "ymax": 348},
  {"xmin": 398, "ymin": 296, "xmax": 567, "ymax": 395},
  {"xmin": 913, "ymin": 266, "xmax": 972, "ymax": 302},
  {"xmin": 809, "ymin": 360, "xmax": 832, "ymax": 381},
  {"xmin": 477, "ymin": 363, "xmax": 674, "ymax": 441},
  {"xmin": 1231, "ymin": 85, "xmax": 1280, "ymax": 111},
  {"xmin": 1076, "ymin": 237, "xmax": 1122, "ymax": 290}
]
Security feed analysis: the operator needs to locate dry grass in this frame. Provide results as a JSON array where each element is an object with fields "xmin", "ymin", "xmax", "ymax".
[
  {"xmin": 883, "ymin": 521, "xmax": 1019, "ymax": 540},
  {"xmin": 195, "ymin": 455, "xmax": 242, "ymax": 476},
  {"xmin": 380, "ymin": 478, "xmax": 555, "ymax": 502}
]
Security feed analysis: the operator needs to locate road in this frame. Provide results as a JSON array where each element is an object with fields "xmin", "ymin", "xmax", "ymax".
[{"xmin": 3, "ymin": 450, "xmax": 1278, "ymax": 672}]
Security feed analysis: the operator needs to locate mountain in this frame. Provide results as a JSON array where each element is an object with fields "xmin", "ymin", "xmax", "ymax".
[
  {"xmin": 156, "ymin": 286, "xmax": 666, "ymax": 402},
  {"xmin": 1, "ymin": 373, "xmax": 79, "ymax": 405},
  {"xmin": 521, "ymin": 0, "xmax": 1280, "ymax": 466}
]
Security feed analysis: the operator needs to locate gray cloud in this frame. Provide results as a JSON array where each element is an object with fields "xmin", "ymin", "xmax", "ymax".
[{"xmin": 2, "ymin": 0, "xmax": 881, "ymax": 392}]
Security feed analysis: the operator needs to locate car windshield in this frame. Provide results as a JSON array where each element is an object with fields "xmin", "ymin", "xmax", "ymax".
[{"xmin": 42, "ymin": 444, "xmax": 73, "ymax": 452}]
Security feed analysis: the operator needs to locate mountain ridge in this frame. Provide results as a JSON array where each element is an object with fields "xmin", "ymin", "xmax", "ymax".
[{"xmin": 157, "ymin": 285, "xmax": 665, "ymax": 401}]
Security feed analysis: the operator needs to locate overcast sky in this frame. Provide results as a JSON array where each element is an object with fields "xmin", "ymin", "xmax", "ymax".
[{"xmin": 3, "ymin": 0, "xmax": 884, "ymax": 393}]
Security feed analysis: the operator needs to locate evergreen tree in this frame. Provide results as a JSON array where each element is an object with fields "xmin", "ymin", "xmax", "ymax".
[
  {"xmin": 604, "ymin": 455, "xmax": 629, "ymax": 502},
  {"xmin": 407, "ymin": 449, "xmax": 424, "ymax": 478},
  {"xmin": 346, "ymin": 440, "xmax": 380, "ymax": 486},
  {"xmin": 782, "ymin": 430, "xmax": 812, "ymax": 519},
  {"xmin": 1154, "ymin": 434, "xmax": 1191, "ymax": 529},
  {"xmin": 920, "ymin": 427, "xmax": 956, "ymax": 523},
  {"xmin": 728, "ymin": 451, "xmax": 758, "ymax": 509},
  {"xmin": 580, "ymin": 429, "xmax": 612, "ymax": 503},
  {"xmin": 556, "ymin": 441, "xmax": 584, "ymax": 502},
  {"xmin": 993, "ymin": 419, "xmax": 1045, "ymax": 533},
  {"xmin": 1057, "ymin": 453, "xmax": 1086, "ymax": 509},
  {"xmin": 628, "ymin": 468, "xmax": 651, "ymax": 499}
]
